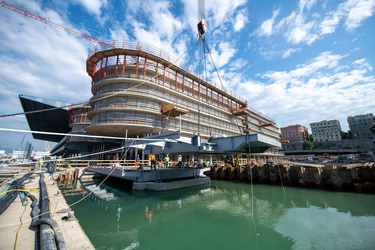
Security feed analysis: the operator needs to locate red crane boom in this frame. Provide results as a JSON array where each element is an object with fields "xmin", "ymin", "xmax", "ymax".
[{"xmin": 0, "ymin": 1, "xmax": 112, "ymax": 48}]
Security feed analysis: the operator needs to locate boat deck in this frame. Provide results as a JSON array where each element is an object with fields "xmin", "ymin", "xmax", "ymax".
[
  {"xmin": 87, "ymin": 166, "xmax": 207, "ymax": 182},
  {"xmin": 86, "ymin": 166, "xmax": 211, "ymax": 191}
]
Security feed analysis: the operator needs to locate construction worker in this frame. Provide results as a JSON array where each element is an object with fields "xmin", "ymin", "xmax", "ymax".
[
  {"xmin": 149, "ymin": 154, "xmax": 157, "ymax": 170},
  {"xmin": 205, "ymin": 160, "xmax": 210, "ymax": 168},
  {"xmin": 178, "ymin": 155, "xmax": 183, "ymax": 167},
  {"xmin": 157, "ymin": 156, "xmax": 163, "ymax": 168},
  {"xmin": 135, "ymin": 155, "xmax": 140, "ymax": 169},
  {"xmin": 164, "ymin": 154, "xmax": 170, "ymax": 168}
]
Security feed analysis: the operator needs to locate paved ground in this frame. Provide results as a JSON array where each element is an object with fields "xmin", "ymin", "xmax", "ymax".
[{"xmin": 0, "ymin": 171, "xmax": 95, "ymax": 250}]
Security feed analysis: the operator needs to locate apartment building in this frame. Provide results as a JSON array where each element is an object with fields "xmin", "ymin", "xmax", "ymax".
[
  {"xmin": 280, "ymin": 125, "xmax": 309, "ymax": 150},
  {"xmin": 310, "ymin": 120, "xmax": 342, "ymax": 142},
  {"xmin": 347, "ymin": 113, "xmax": 375, "ymax": 139}
]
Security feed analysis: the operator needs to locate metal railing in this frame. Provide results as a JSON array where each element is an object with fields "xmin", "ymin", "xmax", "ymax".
[
  {"xmin": 87, "ymin": 40, "xmax": 248, "ymax": 104},
  {"xmin": 88, "ymin": 40, "xmax": 183, "ymax": 68}
]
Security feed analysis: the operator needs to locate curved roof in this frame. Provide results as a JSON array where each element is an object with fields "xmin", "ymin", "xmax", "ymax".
[{"xmin": 19, "ymin": 94, "xmax": 71, "ymax": 142}]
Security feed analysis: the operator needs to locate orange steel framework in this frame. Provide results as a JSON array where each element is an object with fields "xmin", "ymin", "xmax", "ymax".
[
  {"xmin": 86, "ymin": 41, "xmax": 248, "ymax": 114},
  {"xmin": 68, "ymin": 104, "xmax": 91, "ymax": 125}
]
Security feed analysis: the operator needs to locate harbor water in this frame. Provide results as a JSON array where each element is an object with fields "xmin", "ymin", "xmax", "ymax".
[{"xmin": 61, "ymin": 178, "xmax": 375, "ymax": 250}]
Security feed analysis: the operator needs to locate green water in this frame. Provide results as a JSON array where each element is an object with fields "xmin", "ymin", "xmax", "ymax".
[{"xmin": 62, "ymin": 179, "xmax": 375, "ymax": 250}]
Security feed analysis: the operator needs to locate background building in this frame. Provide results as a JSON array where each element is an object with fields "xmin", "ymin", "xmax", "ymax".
[
  {"xmin": 280, "ymin": 125, "xmax": 309, "ymax": 150},
  {"xmin": 310, "ymin": 119, "xmax": 342, "ymax": 142},
  {"xmin": 347, "ymin": 113, "xmax": 375, "ymax": 139}
]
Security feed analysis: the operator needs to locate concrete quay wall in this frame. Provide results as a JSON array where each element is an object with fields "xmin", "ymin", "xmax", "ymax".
[
  {"xmin": 0, "ymin": 172, "xmax": 95, "ymax": 249},
  {"xmin": 205, "ymin": 163, "xmax": 375, "ymax": 193}
]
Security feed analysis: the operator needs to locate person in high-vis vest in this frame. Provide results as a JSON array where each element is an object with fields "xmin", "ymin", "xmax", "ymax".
[
  {"xmin": 164, "ymin": 154, "xmax": 170, "ymax": 168},
  {"xmin": 135, "ymin": 155, "xmax": 140, "ymax": 169},
  {"xmin": 149, "ymin": 154, "xmax": 157, "ymax": 170}
]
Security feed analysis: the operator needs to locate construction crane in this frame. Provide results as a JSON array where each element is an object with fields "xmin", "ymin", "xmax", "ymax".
[{"xmin": 0, "ymin": 1, "xmax": 112, "ymax": 48}]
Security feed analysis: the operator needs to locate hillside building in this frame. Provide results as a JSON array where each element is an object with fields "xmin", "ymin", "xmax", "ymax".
[
  {"xmin": 310, "ymin": 120, "xmax": 342, "ymax": 142},
  {"xmin": 347, "ymin": 113, "xmax": 375, "ymax": 139},
  {"xmin": 280, "ymin": 125, "xmax": 309, "ymax": 150}
]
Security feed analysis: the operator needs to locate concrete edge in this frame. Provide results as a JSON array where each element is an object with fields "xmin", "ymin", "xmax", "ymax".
[{"xmin": 46, "ymin": 173, "xmax": 95, "ymax": 249}]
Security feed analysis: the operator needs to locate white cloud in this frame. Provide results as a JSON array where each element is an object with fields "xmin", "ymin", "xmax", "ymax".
[
  {"xmin": 255, "ymin": 9, "xmax": 280, "ymax": 37},
  {"xmin": 320, "ymin": 0, "xmax": 375, "ymax": 34},
  {"xmin": 233, "ymin": 11, "xmax": 248, "ymax": 31},
  {"xmin": 0, "ymin": 1, "xmax": 92, "ymax": 108},
  {"xmin": 76, "ymin": 0, "xmax": 108, "ymax": 16},
  {"xmin": 343, "ymin": 0, "xmax": 375, "ymax": 30},
  {"xmin": 280, "ymin": 7, "xmax": 318, "ymax": 45},
  {"xmin": 283, "ymin": 48, "xmax": 302, "ymax": 58},
  {"xmin": 254, "ymin": 0, "xmax": 375, "ymax": 54},
  {"xmin": 228, "ymin": 58, "xmax": 248, "ymax": 71},
  {"xmin": 109, "ymin": 26, "xmax": 130, "ymax": 41},
  {"xmin": 208, "ymin": 42, "xmax": 238, "ymax": 69},
  {"xmin": 111, "ymin": 0, "xmax": 185, "ymax": 59},
  {"xmin": 299, "ymin": 0, "xmax": 317, "ymax": 11},
  {"xmin": 320, "ymin": 10, "xmax": 342, "ymax": 35},
  {"xmin": 236, "ymin": 52, "xmax": 374, "ymax": 130},
  {"xmin": 205, "ymin": 0, "xmax": 247, "ymax": 28}
]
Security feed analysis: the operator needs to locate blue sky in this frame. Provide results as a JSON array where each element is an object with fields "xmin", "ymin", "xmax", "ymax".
[{"xmin": 0, "ymin": 0, "xmax": 374, "ymax": 151}]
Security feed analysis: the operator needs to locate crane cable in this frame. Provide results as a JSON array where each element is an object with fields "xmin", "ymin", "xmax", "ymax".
[
  {"xmin": 202, "ymin": 40, "xmax": 227, "ymax": 95},
  {"xmin": 200, "ymin": 34, "xmax": 246, "ymax": 134}
]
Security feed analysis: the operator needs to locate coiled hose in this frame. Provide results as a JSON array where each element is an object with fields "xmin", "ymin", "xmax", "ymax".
[
  {"xmin": 0, "ymin": 173, "xmax": 31, "ymax": 215},
  {"xmin": 0, "ymin": 173, "xmax": 66, "ymax": 250}
]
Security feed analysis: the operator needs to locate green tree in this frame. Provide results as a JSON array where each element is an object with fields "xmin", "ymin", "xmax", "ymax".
[
  {"xmin": 302, "ymin": 141, "xmax": 315, "ymax": 150},
  {"xmin": 341, "ymin": 131, "xmax": 352, "ymax": 139}
]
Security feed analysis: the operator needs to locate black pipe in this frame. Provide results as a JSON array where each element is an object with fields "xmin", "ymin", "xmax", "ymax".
[
  {"xmin": 0, "ymin": 172, "xmax": 66, "ymax": 249},
  {"xmin": 0, "ymin": 173, "xmax": 31, "ymax": 215},
  {"xmin": 39, "ymin": 173, "xmax": 57, "ymax": 250},
  {"xmin": 32, "ymin": 218, "xmax": 66, "ymax": 250},
  {"xmin": 23, "ymin": 191, "xmax": 39, "ymax": 224}
]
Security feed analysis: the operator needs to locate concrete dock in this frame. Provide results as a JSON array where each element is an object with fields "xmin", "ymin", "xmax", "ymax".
[{"xmin": 0, "ymin": 170, "xmax": 94, "ymax": 249}]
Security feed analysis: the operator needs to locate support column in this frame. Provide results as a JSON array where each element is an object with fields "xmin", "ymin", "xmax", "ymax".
[
  {"xmin": 121, "ymin": 55, "xmax": 126, "ymax": 75},
  {"xmin": 182, "ymin": 75, "xmax": 185, "ymax": 92},
  {"xmin": 104, "ymin": 57, "xmax": 108, "ymax": 77},
  {"xmin": 174, "ymin": 71, "xmax": 178, "ymax": 89},
  {"xmin": 143, "ymin": 57, "xmax": 147, "ymax": 77},
  {"xmin": 115, "ymin": 55, "xmax": 119, "ymax": 76},
  {"xmin": 136, "ymin": 56, "xmax": 139, "ymax": 76}
]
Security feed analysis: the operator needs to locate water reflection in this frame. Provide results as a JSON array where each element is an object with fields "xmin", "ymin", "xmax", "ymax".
[
  {"xmin": 61, "ymin": 178, "xmax": 375, "ymax": 250},
  {"xmin": 275, "ymin": 206, "xmax": 375, "ymax": 250}
]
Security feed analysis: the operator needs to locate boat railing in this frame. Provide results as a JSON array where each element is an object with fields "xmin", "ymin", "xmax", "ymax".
[{"xmin": 54, "ymin": 159, "xmax": 231, "ymax": 169}]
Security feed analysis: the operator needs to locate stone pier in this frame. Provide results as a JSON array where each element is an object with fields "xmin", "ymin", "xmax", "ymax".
[{"xmin": 205, "ymin": 162, "xmax": 375, "ymax": 193}]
